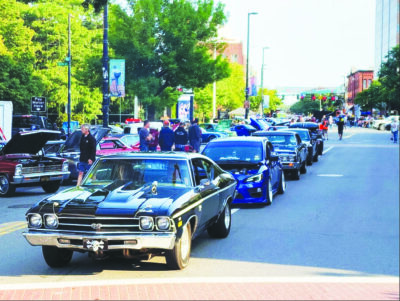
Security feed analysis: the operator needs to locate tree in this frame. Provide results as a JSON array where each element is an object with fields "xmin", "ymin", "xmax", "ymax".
[
  {"xmin": 88, "ymin": 0, "xmax": 230, "ymax": 120},
  {"xmin": 378, "ymin": 45, "xmax": 400, "ymax": 112},
  {"xmin": 354, "ymin": 80, "xmax": 384, "ymax": 112},
  {"xmin": 290, "ymin": 95, "xmax": 319, "ymax": 115},
  {"xmin": 251, "ymin": 88, "xmax": 283, "ymax": 114}
]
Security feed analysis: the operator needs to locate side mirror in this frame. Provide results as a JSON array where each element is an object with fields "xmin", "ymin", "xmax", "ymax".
[{"xmin": 200, "ymin": 178, "xmax": 210, "ymax": 186}]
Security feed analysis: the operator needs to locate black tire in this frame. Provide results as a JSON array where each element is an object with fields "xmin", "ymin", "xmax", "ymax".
[
  {"xmin": 0, "ymin": 175, "xmax": 16, "ymax": 197},
  {"xmin": 292, "ymin": 168, "xmax": 300, "ymax": 180},
  {"xmin": 300, "ymin": 161, "xmax": 307, "ymax": 174},
  {"xmin": 306, "ymin": 153, "xmax": 313, "ymax": 166},
  {"xmin": 277, "ymin": 171, "xmax": 286, "ymax": 194},
  {"xmin": 265, "ymin": 178, "xmax": 273, "ymax": 205},
  {"xmin": 313, "ymin": 152, "xmax": 319, "ymax": 162},
  {"xmin": 207, "ymin": 202, "xmax": 231, "ymax": 238},
  {"xmin": 165, "ymin": 222, "xmax": 192, "ymax": 270},
  {"xmin": 41, "ymin": 181, "xmax": 61, "ymax": 193},
  {"xmin": 42, "ymin": 246, "xmax": 73, "ymax": 268}
]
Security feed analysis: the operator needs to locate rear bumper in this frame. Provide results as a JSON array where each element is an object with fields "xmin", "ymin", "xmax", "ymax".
[
  {"xmin": 23, "ymin": 230, "xmax": 176, "ymax": 251},
  {"xmin": 12, "ymin": 172, "xmax": 70, "ymax": 184}
]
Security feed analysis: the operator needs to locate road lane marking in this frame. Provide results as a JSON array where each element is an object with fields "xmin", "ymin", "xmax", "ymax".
[
  {"xmin": 0, "ymin": 221, "xmax": 26, "ymax": 236},
  {"xmin": 317, "ymin": 174, "xmax": 343, "ymax": 177},
  {"xmin": 0, "ymin": 276, "xmax": 397, "ymax": 291},
  {"xmin": 322, "ymin": 146, "xmax": 333, "ymax": 154}
]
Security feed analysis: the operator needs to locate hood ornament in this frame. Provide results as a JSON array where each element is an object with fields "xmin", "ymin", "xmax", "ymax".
[{"xmin": 151, "ymin": 181, "xmax": 158, "ymax": 195}]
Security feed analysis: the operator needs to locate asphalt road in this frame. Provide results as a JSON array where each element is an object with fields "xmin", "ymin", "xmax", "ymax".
[{"xmin": 0, "ymin": 127, "xmax": 398, "ymax": 287}]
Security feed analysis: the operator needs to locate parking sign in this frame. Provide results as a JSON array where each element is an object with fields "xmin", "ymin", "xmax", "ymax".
[{"xmin": 31, "ymin": 97, "xmax": 46, "ymax": 112}]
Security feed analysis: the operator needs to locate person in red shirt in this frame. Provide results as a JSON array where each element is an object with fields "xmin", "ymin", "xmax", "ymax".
[{"xmin": 320, "ymin": 115, "xmax": 329, "ymax": 140}]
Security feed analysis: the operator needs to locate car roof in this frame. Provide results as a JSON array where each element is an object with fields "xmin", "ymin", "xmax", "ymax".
[
  {"xmin": 99, "ymin": 151, "xmax": 208, "ymax": 160},
  {"xmin": 253, "ymin": 131, "xmax": 295, "ymax": 136},
  {"xmin": 206, "ymin": 136, "xmax": 267, "ymax": 143},
  {"xmin": 282, "ymin": 128, "xmax": 309, "ymax": 132}
]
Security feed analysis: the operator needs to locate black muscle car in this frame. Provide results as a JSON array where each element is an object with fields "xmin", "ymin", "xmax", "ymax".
[
  {"xmin": 280, "ymin": 128, "xmax": 318, "ymax": 165},
  {"xmin": 252, "ymin": 131, "xmax": 308, "ymax": 180},
  {"xmin": 23, "ymin": 152, "xmax": 237, "ymax": 270}
]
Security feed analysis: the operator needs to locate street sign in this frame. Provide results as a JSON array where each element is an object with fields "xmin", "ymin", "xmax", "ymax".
[
  {"xmin": 57, "ymin": 62, "xmax": 68, "ymax": 66},
  {"xmin": 263, "ymin": 95, "xmax": 270, "ymax": 108},
  {"xmin": 31, "ymin": 97, "xmax": 46, "ymax": 112}
]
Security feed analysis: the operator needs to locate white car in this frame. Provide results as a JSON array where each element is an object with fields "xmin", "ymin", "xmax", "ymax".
[{"xmin": 372, "ymin": 116, "xmax": 399, "ymax": 131}]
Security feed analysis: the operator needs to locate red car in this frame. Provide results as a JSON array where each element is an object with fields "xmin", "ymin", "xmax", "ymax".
[
  {"xmin": 96, "ymin": 137, "xmax": 135, "ymax": 156},
  {"xmin": 0, "ymin": 130, "xmax": 70, "ymax": 197}
]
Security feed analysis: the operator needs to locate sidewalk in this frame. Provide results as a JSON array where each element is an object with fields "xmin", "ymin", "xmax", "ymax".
[{"xmin": 0, "ymin": 278, "xmax": 398, "ymax": 300}]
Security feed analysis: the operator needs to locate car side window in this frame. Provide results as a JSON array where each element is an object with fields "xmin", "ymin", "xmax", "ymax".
[
  {"xmin": 202, "ymin": 159, "xmax": 216, "ymax": 180},
  {"xmin": 191, "ymin": 159, "xmax": 209, "ymax": 186}
]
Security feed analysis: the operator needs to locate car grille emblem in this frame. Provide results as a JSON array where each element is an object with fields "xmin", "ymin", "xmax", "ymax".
[
  {"xmin": 91, "ymin": 223, "xmax": 102, "ymax": 230},
  {"xmin": 86, "ymin": 240, "xmax": 104, "ymax": 252}
]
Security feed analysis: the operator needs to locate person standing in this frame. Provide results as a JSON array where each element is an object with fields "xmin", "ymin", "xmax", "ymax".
[
  {"xmin": 139, "ymin": 120, "xmax": 153, "ymax": 151},
  {"xmin": 321, "ymin": 115, "xmax": 329, "ymax": 140},
  {"xmin": 328, "ymin": 115, "xmax": 333, "ymax": 129},
  {"xmin": 77, "ymin": 124, "xmax": 96, "ymax": 186},
  {"xmin": 174, "ymin": 121, "xmax": 188, "ymax": 151},
  {"xmin": 337, "ymin": 113, "xmax": 345, "ymax": 140},
  {"xmin": 188, "ymin": 118, "xmax": 202, "ymax": 153},
  {"xmin": 390, "ymin": 118, "xmax": 399, "ymax": 144},
  {"xmin": 158, "ymin": 120, "xmax": 174, "ymax": 151}
]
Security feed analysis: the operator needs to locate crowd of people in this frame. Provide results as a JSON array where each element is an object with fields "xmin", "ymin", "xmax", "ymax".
[{"xmin": 138, "ymin": 118, "xmax": 203, "ymax": 153}]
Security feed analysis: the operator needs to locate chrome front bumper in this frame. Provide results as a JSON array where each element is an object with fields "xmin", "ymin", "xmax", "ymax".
[
  {"xmin": 12, "ymin": 172, "xmax": 70, "ymax": 184},
  {"xmin": 23, "ymin": 230, "xmax": 176, "ymax": 251}
]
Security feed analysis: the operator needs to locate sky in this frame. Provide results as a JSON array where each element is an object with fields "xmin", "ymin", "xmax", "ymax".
[
  {"xmin": 218, "ymin": 0, "xmax": 376, "ymax": 89},
  {"xmin": 114, "ymin": 0, "xmax": 376, "ymax": 90}
]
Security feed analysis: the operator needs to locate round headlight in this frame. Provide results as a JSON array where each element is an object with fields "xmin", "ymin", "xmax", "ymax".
[
  {"xmin": 139, "ymin": 216, "xmax": 154, "ymax": 230},
  {"xmin": 45, "ymin": 214, "xmax": 59, "ymax": 228},
  {"xmin": 156, "ymin": 217, "xmax": 170, "ymax": 230},
  {"xmin": 29, "ymin": 214, "xmax": 42, "ymax": 228},
  {"xmin": 62, "ymin": 161, "xmax": 69, "ymax": 172}
]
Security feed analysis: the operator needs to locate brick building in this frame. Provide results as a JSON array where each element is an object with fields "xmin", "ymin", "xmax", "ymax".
[{"xmin": 346, "ymin": 70, "xmax": 374, "ymax": 103}]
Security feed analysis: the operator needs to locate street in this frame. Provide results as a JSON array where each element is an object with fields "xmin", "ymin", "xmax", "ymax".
[{"xmin": 0, "ymin": 127, "xmax": 398, "ymax": 300}]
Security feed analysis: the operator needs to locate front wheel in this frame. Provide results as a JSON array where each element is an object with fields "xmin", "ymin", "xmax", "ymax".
[
  {"xmin": 41, "ymin": 181, "xmax": 61, "ymax": 193},
  {"xmin": 265, "ymin": 178, "xmax": 273, "ymax": 205},
  {"xmin": 277, "ymin": 171, "xmax": 286, "ymax": 194},
  {"xmin": 165, "ymin": 222, "xmax": 192, "ymax": 270},
  {"xmin": 42, "ymin": 246, "xmax": 73, "ymax": 268},
  {"xmin": 207, "ymin": 202, "xmax": 231, "ymax": 238},
  {"xmin": 300, "ymin": 162, "xmax": 307, "ymax": 174},
  {"xmin": 0, "ymin": 175, "xmax": 15, "ymax": 197}
]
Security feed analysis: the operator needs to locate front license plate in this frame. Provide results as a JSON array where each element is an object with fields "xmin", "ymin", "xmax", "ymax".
[
  {"xmin": 83, "ymin": 239, "xmax": 108, "ymax": 251},
  {"xmin": 40, "ymin": 176, "xmax": 50, "ymax": 182}
]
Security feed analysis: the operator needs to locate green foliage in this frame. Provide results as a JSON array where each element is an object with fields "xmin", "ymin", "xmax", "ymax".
[
  {"xmin": 253, "ymin": 88, "xmax": 283, "ymax": 114},
  {"xmin": 290, "ymin": 97, "xmax": 320, "ymax": 115}
]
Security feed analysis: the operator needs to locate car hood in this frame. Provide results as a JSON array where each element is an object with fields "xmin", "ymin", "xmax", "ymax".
[
  {"xmin": 60, "ymin": 127, "xmax": 110, "ymax": 153},
  {"xmin": 0, "ymin": 130, "xmax": 61, "ymax": 155},
  {"xmin": 31, "ymin": 185, "xmax": 192, "ymax": 216}
]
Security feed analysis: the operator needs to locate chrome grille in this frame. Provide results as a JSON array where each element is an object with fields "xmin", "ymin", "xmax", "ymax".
[
  {"xmin": 57, "ymin": 216, "xmax": 140, "ymax": 233},
  {"xmin": 22, "ymin": 165, "xmax": 62, "ymax": 174}
]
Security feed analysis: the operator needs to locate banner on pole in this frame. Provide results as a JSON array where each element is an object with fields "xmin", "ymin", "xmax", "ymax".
[
  {"xmin": 109, "ymin": 59, "xmax": 125, "ymax": 97},
  {"xmin": 263, "ymin": 95, "xmax": 270, "ymax": 109}
]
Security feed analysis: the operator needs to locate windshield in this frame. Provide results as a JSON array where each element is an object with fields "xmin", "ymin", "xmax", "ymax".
[
  {"xmin": 266, "ymin": 135, "xmax": 297, "ymax": 147},
  {"xmin": 82, "ymin": 158, "xmax": 191, "ymax": 189},
  {"xmin": 203, "ymin": 142, "xmax": 263, "ymax": 163},
  {"xmin": 120, "ymin": 135, "xmax": 139, "ymax": 146},
  {"xmin": 290, "ymin": 131, "xmax": 309, "ymax": 141}
]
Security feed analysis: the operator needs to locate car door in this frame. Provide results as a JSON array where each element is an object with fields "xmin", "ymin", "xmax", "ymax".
[
  {"xmin": 191, "ymin": 158, "xmax": 220, "ymax": 225},
  {"xmin": 266, "ymin": 141, "xmax": 279, "ymax": 189}
]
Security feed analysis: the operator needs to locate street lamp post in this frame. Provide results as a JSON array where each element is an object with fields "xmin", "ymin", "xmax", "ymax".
[
  {"xmin": 245, "ymin": 12, "xmax": 258, "ymax": 119},
  {"xmin": 102, "ymin": 3, "xmax": 110, "ymax": 128},
  {"xmin": 260, "ymin": 46, "xmax": 269, "ymax": 116}
]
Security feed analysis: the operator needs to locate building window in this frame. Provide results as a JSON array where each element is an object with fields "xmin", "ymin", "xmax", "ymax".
[
  {"xmin": 363, "ymin": 79, "xmax": 367, "ymax": 90},
  {"xmin": 368, "ymin": 79, "xmax": 372, "ymax": 88},
  {"xmin": 231, "ymin": 54, "xmax": 238, "ymax": 62}
]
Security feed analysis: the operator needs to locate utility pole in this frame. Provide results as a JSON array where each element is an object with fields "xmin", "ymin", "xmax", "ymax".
[
  {"xmin": 212, "ymin": 46, "xmax": 216, "ymax": 120},
  {"xmin": 260, "ymin": 46, "xmax": 269, "ymax": 116},
  {"xmin": 102, "ymin": 3, "xmax": 110, "ymax": 128},
  {"xmin": 67, "ymin": 14, "xmax": 71, "ymax": 137},
  {"xmin": 245, "ymin": 12, "xmax": 258, "ymax": 119}
]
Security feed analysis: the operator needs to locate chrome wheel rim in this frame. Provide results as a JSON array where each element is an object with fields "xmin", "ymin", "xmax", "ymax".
[
  {"xmin": 0, "ymin": 176, "xmax": 9, "ymax": 194},
  {"xmin": 180, "ymin": 225, "xmax": 190, "ymax": 262},
  {"xmin": 224, "ymin": 205, "xmax": 230, "ymax": 229},
  {"xmin": 281, "ymin": 173, "xmax": 286, "ymax": 192}
]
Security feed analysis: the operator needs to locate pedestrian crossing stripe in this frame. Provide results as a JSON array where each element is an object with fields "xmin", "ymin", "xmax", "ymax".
[{"xmin": 0, "ymin": 221, "xmax": 26, "ymax": 236}]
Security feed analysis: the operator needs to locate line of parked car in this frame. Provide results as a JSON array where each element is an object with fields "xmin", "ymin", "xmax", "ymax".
[{"xmin": 0, "ymin": 117, "xmax": 325, "ymax": 270}]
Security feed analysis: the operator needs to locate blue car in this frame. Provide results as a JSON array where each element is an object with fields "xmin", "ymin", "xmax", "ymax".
[
  {"xmin": 201, "ymin": 128, "xmax": 228, "ymax": 143},
  {"xmin": 202, "ymin": 137, "xmax": 286, "ymax": 205}
]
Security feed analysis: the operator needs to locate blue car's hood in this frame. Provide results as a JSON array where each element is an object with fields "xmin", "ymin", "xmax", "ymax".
[{"xmin": 32, "ymin": 185, "xmax": 192, "ymax": 216}]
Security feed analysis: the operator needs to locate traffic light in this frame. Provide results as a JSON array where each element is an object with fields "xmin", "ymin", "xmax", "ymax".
[
  {"xmin": 311, "ymin": 94, "xmax": 316, "ymax": 101},
  {"xmin": 322, "ymin": 96, "xmax": 327, "ymax": 101},
  {"xmin": 331, "ymin": 96, "xmax": 336, "ymax": 102},
  {"xmin": 300, "ymin": 94, "xmax": 305, "ymax": 100}
]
